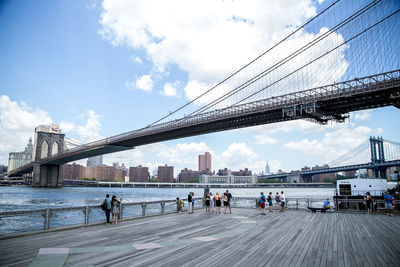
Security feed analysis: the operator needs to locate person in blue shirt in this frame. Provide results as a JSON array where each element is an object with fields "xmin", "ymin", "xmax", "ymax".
[
  {"xmin": 323, "ymin": 199, "xmax": 331, "ymax": 209},
  {"xmin": 384, "ymin": 191, "xmax": 394, "ymax": 216},
  {"xmin": 259, "ymin": 192, "xmax": 266, "ymax": 215}
]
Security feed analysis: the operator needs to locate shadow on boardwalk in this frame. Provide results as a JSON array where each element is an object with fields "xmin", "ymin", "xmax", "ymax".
[{"xmin": 1, "ymin": 209, "xmax": 399, "ymax": 267}]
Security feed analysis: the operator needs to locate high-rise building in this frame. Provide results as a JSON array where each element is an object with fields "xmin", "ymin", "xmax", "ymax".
[
  {"xmin": 265, "ymin": 162, "xmax": 271, "ymax": 175},
  {"xmin": 129, "ymin": 165, "xmax": 149, "ymax": 182},
  {"xmin": 158, "ymin": 164, "xmax": 174, "ymax": 183},
  {"xmin": 87, "ymin": 156, "xmax": 103, "ymax": 167},
  {"xmin": 198, "ymin": 152, "xmax": 211, "ymax": 172},
  {"xmin": 8, "ymin": 138, "xmax": 33, "ymax": 172}
]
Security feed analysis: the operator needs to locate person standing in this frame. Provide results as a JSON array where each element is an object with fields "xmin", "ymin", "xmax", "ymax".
[
  {"xmin": 223, "ymin": 192, "xmax": 229, "ymax": 214},
  {"xmin": 191, "ymin": 192, "xmax": 195, "ymax": 213},
  {"xmin": 384, "ymin": 191, "xmax": 394, "ymax": 216},
  {"xmin": 111, "ymin": 195, "xmax": 121, "ymax": 224},
  {"xmin": 280, "ymin": 191, "xmax": 286, "ymax": 212},
  {"xmin": 260, "ymin": 192, "xmax": 266, "ymax": 215},
  {"xmin": 102, "ymin": 194, "xmax": 111, "ymax": 224},
  {"xmin": 275, "ymin": 192, "xmax": 280, "ymax": 210},
  {"xmin": 267, "ymin": 192, "xmax": 273, "ymax": 212},
  {"xmin": 205, "ymin": 193, "xmax": 211, "ymax": 212},
  {"xmin": 365, "ymin": 192, "xmax": 373, "ymax": 214},
  {"xmin": 210, "ymin": 192, "xmax": 215, "ymax": 213},
  {"xmin": 215, "ymin": 192, "xmax": 221, "ymax": 214},
  {"xmin": 187, "ymin": 192, "xmax": 193, "ymax": 213},
  {"xmin": 226, "ymin": 190, "xmax": 233, "ymax": 214}
]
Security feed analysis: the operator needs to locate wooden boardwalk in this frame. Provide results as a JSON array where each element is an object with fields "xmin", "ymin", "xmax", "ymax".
[{"xmin": 1, "ymin": 209, "xmax": 400, "ymax": 267}]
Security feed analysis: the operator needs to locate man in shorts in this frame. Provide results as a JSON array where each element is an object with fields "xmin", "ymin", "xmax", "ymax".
[
  {"xmin": 260, "ymin": 192, "xmax": 266, "ymax": 215},
  {"xmin": 280, "ymin": 191, "xmax": 286, "ymax": 212},
  {"xmin": 384, "ymin": 191, "xmax": 394, "ymax": 216}
]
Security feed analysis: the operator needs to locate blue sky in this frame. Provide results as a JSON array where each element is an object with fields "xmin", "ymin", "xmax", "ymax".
[{"xmin": 1, "ymin": 0, "xmax": 399, "ymax": 176}]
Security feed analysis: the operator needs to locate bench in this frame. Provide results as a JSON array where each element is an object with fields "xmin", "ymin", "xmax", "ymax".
[{"xmin": 308, "ymin": 207, "xmax": 330, "ymax": 213}]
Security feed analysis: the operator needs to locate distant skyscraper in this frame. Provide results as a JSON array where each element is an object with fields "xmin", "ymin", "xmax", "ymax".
[
  {"xmin": 8, "ymin": 138, "xmax": 33, "ymax": 172},
  {"xmin": 198, "ymin": 152, "xmax": 211, "ymax": 172},
  {"xmin": 265, "ymin": 161, "xmax": 271, "ymax": 175},
  {"xmin": 87, "ymin": 155, "xmax": 103, "ymax": 167}
]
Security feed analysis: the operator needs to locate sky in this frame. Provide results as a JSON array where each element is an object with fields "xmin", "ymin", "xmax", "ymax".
[{"xmin": 1, "ymin": 0, "xmax": 399, "ymax": 176}]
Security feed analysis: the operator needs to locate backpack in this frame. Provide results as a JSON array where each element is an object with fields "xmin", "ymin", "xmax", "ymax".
[
  {"xmin": 101, "ymin": 201, "xmax": 106, "ymax": 210},
  {"xmin": 261, "ymin": 196, "xmax": 266, "ymax": 202},
  {"xmin": 267, "ymin": 195, "xmax": 272, "ymax": 201}
]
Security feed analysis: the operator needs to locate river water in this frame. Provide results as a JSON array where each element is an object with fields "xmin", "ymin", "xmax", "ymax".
[
  {"xmin": 0, "ymin": 186, "xmax": 334, "ymax": 235},
  {"xmin": 0, "ymin": 186, "xmax": 334, "ymax": 212}
]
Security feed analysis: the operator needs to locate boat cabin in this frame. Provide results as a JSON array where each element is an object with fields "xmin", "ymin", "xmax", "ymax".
[{"xmin": 336, "ymin": 178, "xmax": 387, "ymax": 197}]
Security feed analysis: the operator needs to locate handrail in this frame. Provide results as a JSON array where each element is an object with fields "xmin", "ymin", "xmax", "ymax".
[{"xmin": 0, "ymin": 196, "xmax": 396, "ymax": 236}]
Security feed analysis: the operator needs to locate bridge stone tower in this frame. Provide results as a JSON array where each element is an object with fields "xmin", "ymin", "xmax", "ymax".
[
  {"xmin": 369, "ymin": 136, "xmax": 386, "ymax": 179},
  {"xmin": 32, "ymin": 125, "xmax": 65, "ymax": 187}
]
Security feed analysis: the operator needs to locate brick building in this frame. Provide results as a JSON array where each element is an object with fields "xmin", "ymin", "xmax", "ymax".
[
  {"xmin": 158, "ymin": 165, "xmax": 174, "ymax": 183},
  {"xmin": 129, "ymin": 165, "xmax": 149, "ymax": 182}
]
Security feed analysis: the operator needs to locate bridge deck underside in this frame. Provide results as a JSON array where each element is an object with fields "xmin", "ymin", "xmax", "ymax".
[{"xmin": 112, "ymin": 83, "xmax": 400, "ymax": 148}]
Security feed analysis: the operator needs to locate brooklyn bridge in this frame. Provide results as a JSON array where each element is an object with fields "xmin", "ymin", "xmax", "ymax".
[{"xmin": 8, "ymin": 0, "xmax": 400, "ymax": 187}]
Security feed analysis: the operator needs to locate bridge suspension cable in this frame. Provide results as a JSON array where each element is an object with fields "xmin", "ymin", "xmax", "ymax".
[
  {"xmin": 187, "ymin": 0, "xmax": 386, "ymax": 117},
  {"xmin": 139, "ymin": 0, "xmax": 399, "ymax": 131},
  {"xmin": 326, "ymin": 139, "xmax": 371, "ymax": 167}
]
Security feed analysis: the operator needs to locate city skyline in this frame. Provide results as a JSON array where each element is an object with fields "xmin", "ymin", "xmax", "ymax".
[{"xmin": 1, "ymin": 0, "xmax": 399, "ymax": 177}]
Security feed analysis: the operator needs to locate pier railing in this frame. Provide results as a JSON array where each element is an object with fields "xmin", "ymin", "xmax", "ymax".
[{"xmin": 0, "ymin": 197, "xmax": 394, "ymax": 237}]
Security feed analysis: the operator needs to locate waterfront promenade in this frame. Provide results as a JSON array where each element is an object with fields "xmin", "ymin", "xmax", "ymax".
[{"xmin": 1, "ymin": 208, "xmax": 399, "ymax": 267}]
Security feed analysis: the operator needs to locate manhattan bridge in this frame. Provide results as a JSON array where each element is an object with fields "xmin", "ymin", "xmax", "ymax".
[{"xmin": 8, "ymin": 0, "xmax": 400, "ymax": 187}]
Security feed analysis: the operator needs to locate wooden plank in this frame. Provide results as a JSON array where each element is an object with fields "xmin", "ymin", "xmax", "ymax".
[{"xmin": 1, "ymin": 209, "xmax": 400, "ymax": 266}]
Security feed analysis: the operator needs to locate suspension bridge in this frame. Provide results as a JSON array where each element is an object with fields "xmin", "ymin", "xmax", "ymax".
[
  {"xmin": 260, "ymin": 137, "xmax": 400, "ymax": 181},
  {"xmin": 7, "ymin": 0, "xmax": 400, "ymax": 187}
]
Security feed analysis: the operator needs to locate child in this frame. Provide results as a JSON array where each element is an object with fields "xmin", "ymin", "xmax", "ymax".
[{"xmin": 176, "ymin": 197, "xmax": 184, "ymax": 213}]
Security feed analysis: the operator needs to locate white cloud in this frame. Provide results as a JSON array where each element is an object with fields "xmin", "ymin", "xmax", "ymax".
[
  {"xmin": 99, "ymin": 0, "xmax": 348, "ymax": 113},
  {"xmin": 0, "ymin": 95, "xmax": 53, "ymax": 164},
  {"xmin": 161, "ymin": 81, "xmax": 180, "ymax": 97},
  {"xmin": 213, "ymin": 142, "xmax": 264, "ymax": 172},
  {"xmin": 59, "ymin": 121, "xmax": 76, "ymax": 133},
  {"xmin": 254, "ymin": 134, "xmax": 278, "ymax": 145},
  {"xmin": 352, "ymin": 110, "xmax": 372, "ymax": 121},
  {"xmin": 283, "ymin": 125, "xmax": 375, "ymax": 164},
  {"xmin": 133, "ymin": 56, "xmax": 142, "ymax": 64},
  {"xmin": 76, "ymin": 110, "xmax": 103, "ymax": 143},
  {"xmin": 135, "ymin": 74, "xmax": 154, "ymax": 92}
]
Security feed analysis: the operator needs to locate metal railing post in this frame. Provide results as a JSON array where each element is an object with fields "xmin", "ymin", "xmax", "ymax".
[
  {"xmin": 83, "ymin": 206, "xmax": 89, "ymax": 225},
  {"xmin": 141, "ymin": 202, "xmax": 146, "ymax": 217},
  {"xmin": 42, "ymin": 208, "xmax": 48, "ymax": 230},
  {"xmin": 296, "ymin": 199, "xmax": 299, "ymax": 210},
  {"xmin": 119, "ymin": 203, "xmax": 123, "ymax": 220},
  {"xmin": 47, "ymin": 208, "xmax": 52, "ymax": 230},
  {"xmin": 307, "ymin": 198, "xmax": 310, "ymax": 208},
  {"xmin": 161, "ymin": 201, "xmax": 165, "ymax": 214}
]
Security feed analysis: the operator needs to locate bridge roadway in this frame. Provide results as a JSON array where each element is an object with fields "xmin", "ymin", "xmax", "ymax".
[
  {"xmin": 260, "ymin": 160, "xmax": 400, "ymax": 180},
  {"xmin": 8, "ymin": 69, "xmax": 400, "ymax": 176},
  {"xmin": 1, "ymin": 208, "xmax": 399, "ymax": 266}
]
